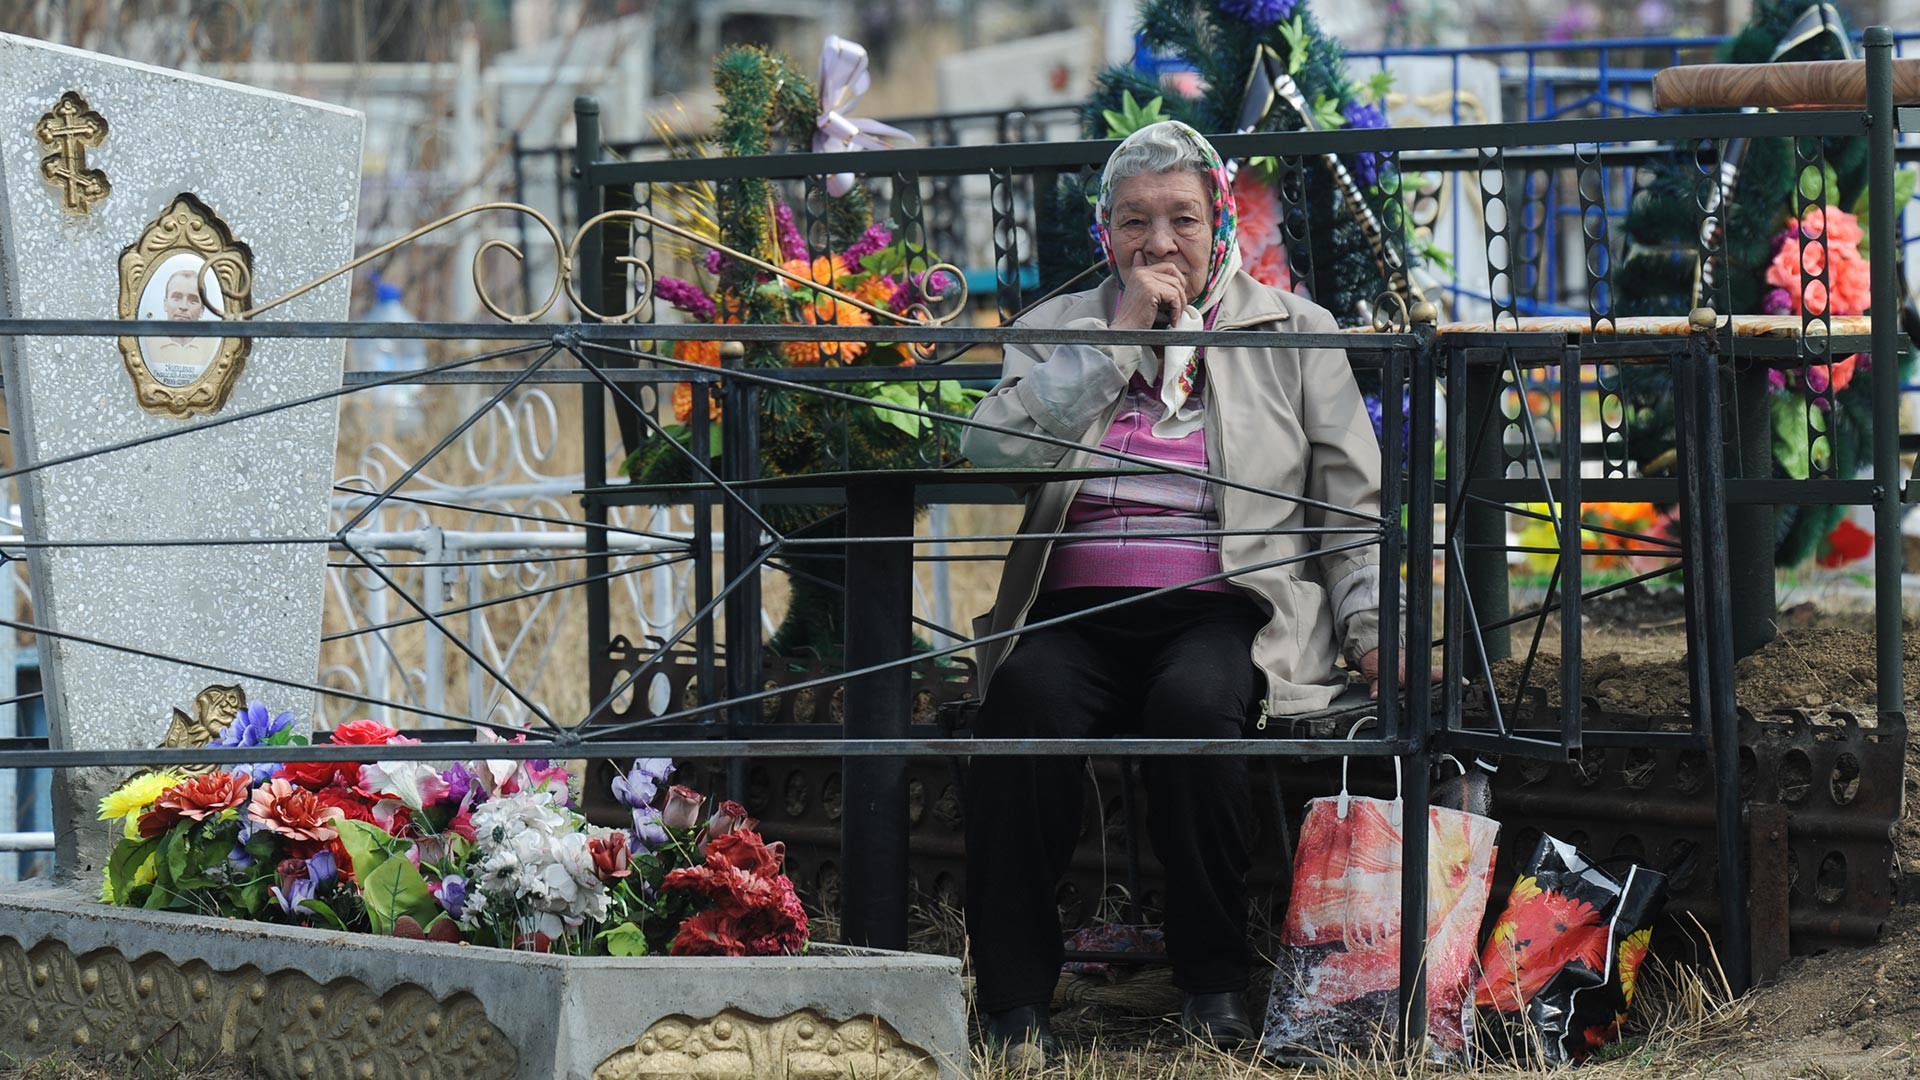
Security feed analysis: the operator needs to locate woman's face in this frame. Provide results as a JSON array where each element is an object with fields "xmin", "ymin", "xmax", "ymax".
[{"xmin": 1109, "ymin": 168, "xmax": 1212, "ymax": 302}]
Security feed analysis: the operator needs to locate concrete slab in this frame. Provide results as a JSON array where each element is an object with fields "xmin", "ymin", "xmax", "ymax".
[{"xmin": 0, "ymin": 883, "xmax": 968, "ymax": 1079}]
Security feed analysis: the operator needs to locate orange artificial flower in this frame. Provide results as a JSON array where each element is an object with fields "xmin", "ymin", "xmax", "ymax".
[
  {"xmin": 671, "ymin": 339, "xmax": 723, "ymax": 424},
  {"xmin": 781, "ymin": 291, "xmax": 872, "ymax": 366}
]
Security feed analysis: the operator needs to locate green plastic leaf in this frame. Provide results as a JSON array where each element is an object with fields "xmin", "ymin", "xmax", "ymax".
[
  {"xmin": 598, "ymin": 921, "xmax": 650, "ymax": 957},
  {"xmin": 164, "ymin": 831, "xmax": 190, "ymax": 884},
  {"xmin": 866, "ymin": 383, "xmax": 927, "ymax": 438},
  {"xmin": 1102, "ymin": 90, "xmax": 1169, "ymax": 140},
  {"xmin": 1366, "ymin": 70, "xmax": 1396, "ymax": 104},
  {"xmin": 1771, "ymin": 391, "xmax": 1812, "ymax": 480},
  {"xmin": 239, "ymin": 875, "xmax": 270, "ymax": 916},
  {"xmin": 360, "ymin": 845, "xmax": 437, "ymax": 936},
  {"xmin": 1279, "ymin": 18, "xmax": 1311, "ymax": 75},
  {"xmin": 1850, "ymin": 166, "xmax": 1918, "ymax": 255},
  {"xmin": 107, "ymin": 836, "xmax": 161, "ymax": 907},
  {"xmin": 1311, "ymin": 94, "xmax": 1346, "ymax": 131},
  {"xmin": 298, "ymin": 897, "xmax": 350, "ymax": 931},
  {"xmin": 334, "ymin": 818, "xmax": 401, "ymax": 884}
]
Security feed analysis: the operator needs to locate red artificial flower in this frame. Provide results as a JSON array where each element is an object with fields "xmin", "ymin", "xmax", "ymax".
[
  {"xmin": 703, "ymin": 829, "xmax": 785, "ymax": 879},
  {"xmin": 589, "ymin": 829, "xmax": 633, "ymax": 880},
  {"xmin": 329, "ymin": 719, "xmax": 401, "ymax": 745},
  {"xmin": 136, "ymin": 804, "xmax": 183, "ymax": 839},
  {"xmin": 670, "ymin": 909, "xmax": 749, "ymax": 956},
  {"xmin": 1817, "ymin": 518, "xmax": 1874, "ymax": 568},
  {"xmin": 156, "ymin": 772, "xmax": 251, "ymax": 822},
  {"xmin": 445, "ymin": 804, "xmax": 477, "ymax": 842},
  {"xmin": 279, "ymin": 758, "xmax": 357, "ymax": 790},
  {"xmin": 248, "ymin": 779, "xmax": 346, "ymax": 842},
  {"xmin": 313, "ymin": 785, "xmax": 376, "ymax": 823}
]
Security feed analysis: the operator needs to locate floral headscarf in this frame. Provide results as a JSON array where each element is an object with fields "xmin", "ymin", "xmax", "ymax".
[{"xmin": 1095, "ymin": 120, "xmax": 1242, "ymax": 438}]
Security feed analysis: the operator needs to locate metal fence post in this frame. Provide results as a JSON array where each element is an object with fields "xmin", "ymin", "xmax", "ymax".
[{"xmin": 1867, "ymin": 27, "xmax": 1906, "ymax": 719}]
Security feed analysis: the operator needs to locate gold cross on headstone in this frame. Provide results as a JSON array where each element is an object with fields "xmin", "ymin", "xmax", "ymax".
[{"xmin": 34, "ymin": 91, "xmax": 110, "ymax": 214}]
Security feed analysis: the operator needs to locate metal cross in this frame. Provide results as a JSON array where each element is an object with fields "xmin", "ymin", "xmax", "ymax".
[{"xmin": 34, "ymin": 91, "xmax": 110, "ymax": 214}]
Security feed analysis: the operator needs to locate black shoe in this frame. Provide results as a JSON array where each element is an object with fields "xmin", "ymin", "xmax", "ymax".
[
  {"xmin": 1181, "ymin": 991, "xmax": 1255, "ymax": 1048},
  {"xmin": 982, "ymin": 1004, "xmax": 1057, "ymax": 1068}
]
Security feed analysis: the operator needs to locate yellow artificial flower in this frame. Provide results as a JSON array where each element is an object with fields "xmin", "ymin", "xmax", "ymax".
[{"xmin": 97, "ymin": 770, "xmax": 184, "ymax": 824}]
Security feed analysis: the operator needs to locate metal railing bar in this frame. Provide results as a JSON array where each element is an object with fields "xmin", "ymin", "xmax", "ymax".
[
  {"xmin": 582, "ymin": 538, "xmax": 1379, "ymax": 741},
  {"xmin": 336, "ymin": 535, "xmax": 563, "ymax": 731},
  {"xmin": 335, "ymin": 346, "xmax": 563, "ymax": 536},
  {"xmin": 0, "ymin": 611, "xmax": 535, "ymax": 736},
  {"xmin": 578, "ymin": 340, "xmax": 1392, "ymax": 527},
  {"xmin": 0, "ymin": 340, "xmax": 546, "ymax": 488},
  {"xmin": 320, "ymin": 552, "xmax": 692, "ymax": 642}
]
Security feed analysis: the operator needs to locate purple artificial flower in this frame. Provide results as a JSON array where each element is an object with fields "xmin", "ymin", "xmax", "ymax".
[
  {"xmin": 307, "ymin": 847, "xmax": 337, "ymax": 886},
  {"xmin": 224, "ymin": 761, "xmax": 279, "ymax": 786},
  {"xmin": 440, "ymin": 762, "xmax": 479, "ymax": 807},
  {"xmin": 1342, "ymin": 101, "xmax": 1388, "ymax": 130},
  {"xmin": 271, "ymin": 876, "xmax": 316, "ymax": 916},
  {"xmin": 773, "ymin": 201, "xmax": 809, "ymax": 262},
  {"xmin": 436, "ymin": 874, "xmax": 469, "ymax": 920},
  {"xmin": 228, "ymin": 844, "xmax": 254, "ymax": 872},
  {"xmin": 705, "ymin": 248, "xmax": 731, "ymax": 276},
  {"xmin": 217, "ymin": 702, "xmax": 296, "ymax": 749},
  {"xmin": 841, "ymin": 223, "xmax": 895, "ymax": 267},
  {"xmin": 1219, "ymin": 0, "xmax": 1299, "ymax": 24},
  {"xmin": 655, "ymin": 276, "xmax": 717, "ymax": 321},
  {"xmin": 890, "ymin": 271, "xmax": 952, "ymax": 312},
  {"xmin": 632, "ymin": 805, "xmax": 669, "ymax": 851},
  {"xmin": 1761, "ymin": 287, "xmax": 1794, "ymax": 316},
  {"xmin": 611, "ymin": 758, "xmax": 674, "ymax": 809},
  {"xmin": 1342, "ymin": 102, "xmax": 1389, "ymax": 188}
]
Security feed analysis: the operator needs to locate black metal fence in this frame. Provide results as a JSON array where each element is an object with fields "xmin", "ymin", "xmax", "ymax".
[{"xmin": 0, "ymin": 34, "xmax": 1913, "ymax": 1058}]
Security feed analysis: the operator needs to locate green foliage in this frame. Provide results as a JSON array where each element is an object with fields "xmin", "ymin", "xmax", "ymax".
[
  {"xmin": 598, "ymin": 921, "xmax": 650, "ymax": 957},
  {"xmin": 1611, "ymin": 0, "xmax": 1902, "ymax": 571},
  {"xmin": 334, "ymin": 819, "xmax": 438, "ymax": 936},
  {"xmin": 1102, "ymin": 90, "xmax": 1171, "ymax": 139}
]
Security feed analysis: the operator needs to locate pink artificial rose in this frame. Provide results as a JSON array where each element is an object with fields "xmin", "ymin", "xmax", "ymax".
[
  {"xmin": 662, "ymin": 784, "xmax": 706, "ymax": 830},
  {"xmin": 707, "ymin": 800, "xmax": 753, "ymax": 838}
]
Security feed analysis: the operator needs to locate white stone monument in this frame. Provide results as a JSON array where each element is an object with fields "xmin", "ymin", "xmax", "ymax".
[{"xmin": 0, "ymin": 34, "xmax": 363, "ymax": 881}]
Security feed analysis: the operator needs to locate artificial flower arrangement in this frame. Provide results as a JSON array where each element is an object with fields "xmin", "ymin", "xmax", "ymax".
[
  {"xmin": 97, "ymin": 706, "xmax": 806, "ymax": 958},
  {"xmin": 650, "ymin": 205, "xmax": 975, "ymax": 436}
]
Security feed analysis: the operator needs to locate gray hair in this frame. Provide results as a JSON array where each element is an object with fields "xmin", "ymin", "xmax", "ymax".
[{"xmin": 1100, "ymin": 123, "xmax": 1210, "ymax": 215}]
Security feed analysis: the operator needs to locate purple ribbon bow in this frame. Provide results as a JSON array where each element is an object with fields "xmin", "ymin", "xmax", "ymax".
[{"xmin": 815, "ymin": 35, "xmax": 913, "ymax": 198}]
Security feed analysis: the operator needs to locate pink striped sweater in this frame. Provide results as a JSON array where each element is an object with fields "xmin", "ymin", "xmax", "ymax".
[{"xmin": 1038, "ymin": 373, "xmax": 1232, "ymax": 595}]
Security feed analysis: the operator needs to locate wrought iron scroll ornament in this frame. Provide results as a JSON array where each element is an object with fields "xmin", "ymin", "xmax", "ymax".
[
  {"xmin": 35, "ymin": 90, "xmax": 110, "ymax": 214},
  {"xmin": 230, "ymin": 202, "xmax": 970, "ymax": 329},
  {"xmin": 117, "ymin": 194, "xmax": 253, "ymax": 418}
]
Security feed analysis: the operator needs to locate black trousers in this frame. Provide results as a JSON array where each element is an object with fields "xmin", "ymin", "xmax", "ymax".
[{"xmin": 965, "ymin": 587, "xmax": 1265, "ymax": 1013}]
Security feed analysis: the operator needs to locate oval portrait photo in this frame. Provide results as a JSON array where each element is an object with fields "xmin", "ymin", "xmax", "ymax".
[{"xmin": 136, "ymin": 252, "xmax": 225, "ymax": 388}]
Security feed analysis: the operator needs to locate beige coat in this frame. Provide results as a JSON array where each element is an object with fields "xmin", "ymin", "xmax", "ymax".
[{"xmin": 962, "ymin": 271, "xmax": 1385, "ymax": 716}]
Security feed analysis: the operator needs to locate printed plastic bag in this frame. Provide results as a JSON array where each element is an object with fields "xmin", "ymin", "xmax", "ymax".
[
  {"xmin": 1474, "ymin": 833, "xmax": 1668, "ymax": 1064},
  {"xmin": 1260, "ymin": 761, "xmax": 1500, "ymax": 1063}
]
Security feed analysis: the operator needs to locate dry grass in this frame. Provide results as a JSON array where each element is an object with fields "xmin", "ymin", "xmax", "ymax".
[{"xmin": 968, "ymin": 953, "xmax": 1756, "ymax": 1079}]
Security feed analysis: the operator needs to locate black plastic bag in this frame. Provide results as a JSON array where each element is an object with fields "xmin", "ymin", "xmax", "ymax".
[{"xmin": 1473, "ymin": 833, "xmax": 1668, "ymax": 1064}]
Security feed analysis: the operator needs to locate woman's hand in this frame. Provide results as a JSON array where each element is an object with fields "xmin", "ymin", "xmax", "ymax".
[
  {"xmin": 1113, "ymin": 251, "xmax": 1190, "ymax": 330},
  {"xmin": 1358, "ymin": 649, "xmax": 1452, "ymax": 699}
]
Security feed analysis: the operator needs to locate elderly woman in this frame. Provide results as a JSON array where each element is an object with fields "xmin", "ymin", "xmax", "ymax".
[{"xmin": 960, "ymin": 121, "xmax": 1387, "ymax": 1061}]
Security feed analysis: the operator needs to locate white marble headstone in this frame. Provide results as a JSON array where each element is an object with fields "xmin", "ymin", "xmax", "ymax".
[{"xmin": 0, "ymin": 34, "xmax": 363, "ymax": 881}]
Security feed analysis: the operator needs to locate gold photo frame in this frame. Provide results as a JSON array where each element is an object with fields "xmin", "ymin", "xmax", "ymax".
[{"xmin": 116, "ymin": 194, "xmax": 253, "ymax": 418}]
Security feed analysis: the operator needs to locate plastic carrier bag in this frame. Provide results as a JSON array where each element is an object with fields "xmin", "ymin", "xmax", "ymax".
[
  {"xmin": 1473, "ymin": 833, "xmax": 1668, "ymax": 1064},
  {"xmin": 1261, "ymin": 757, "xmax": 1500, "ymax": 1063}
]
